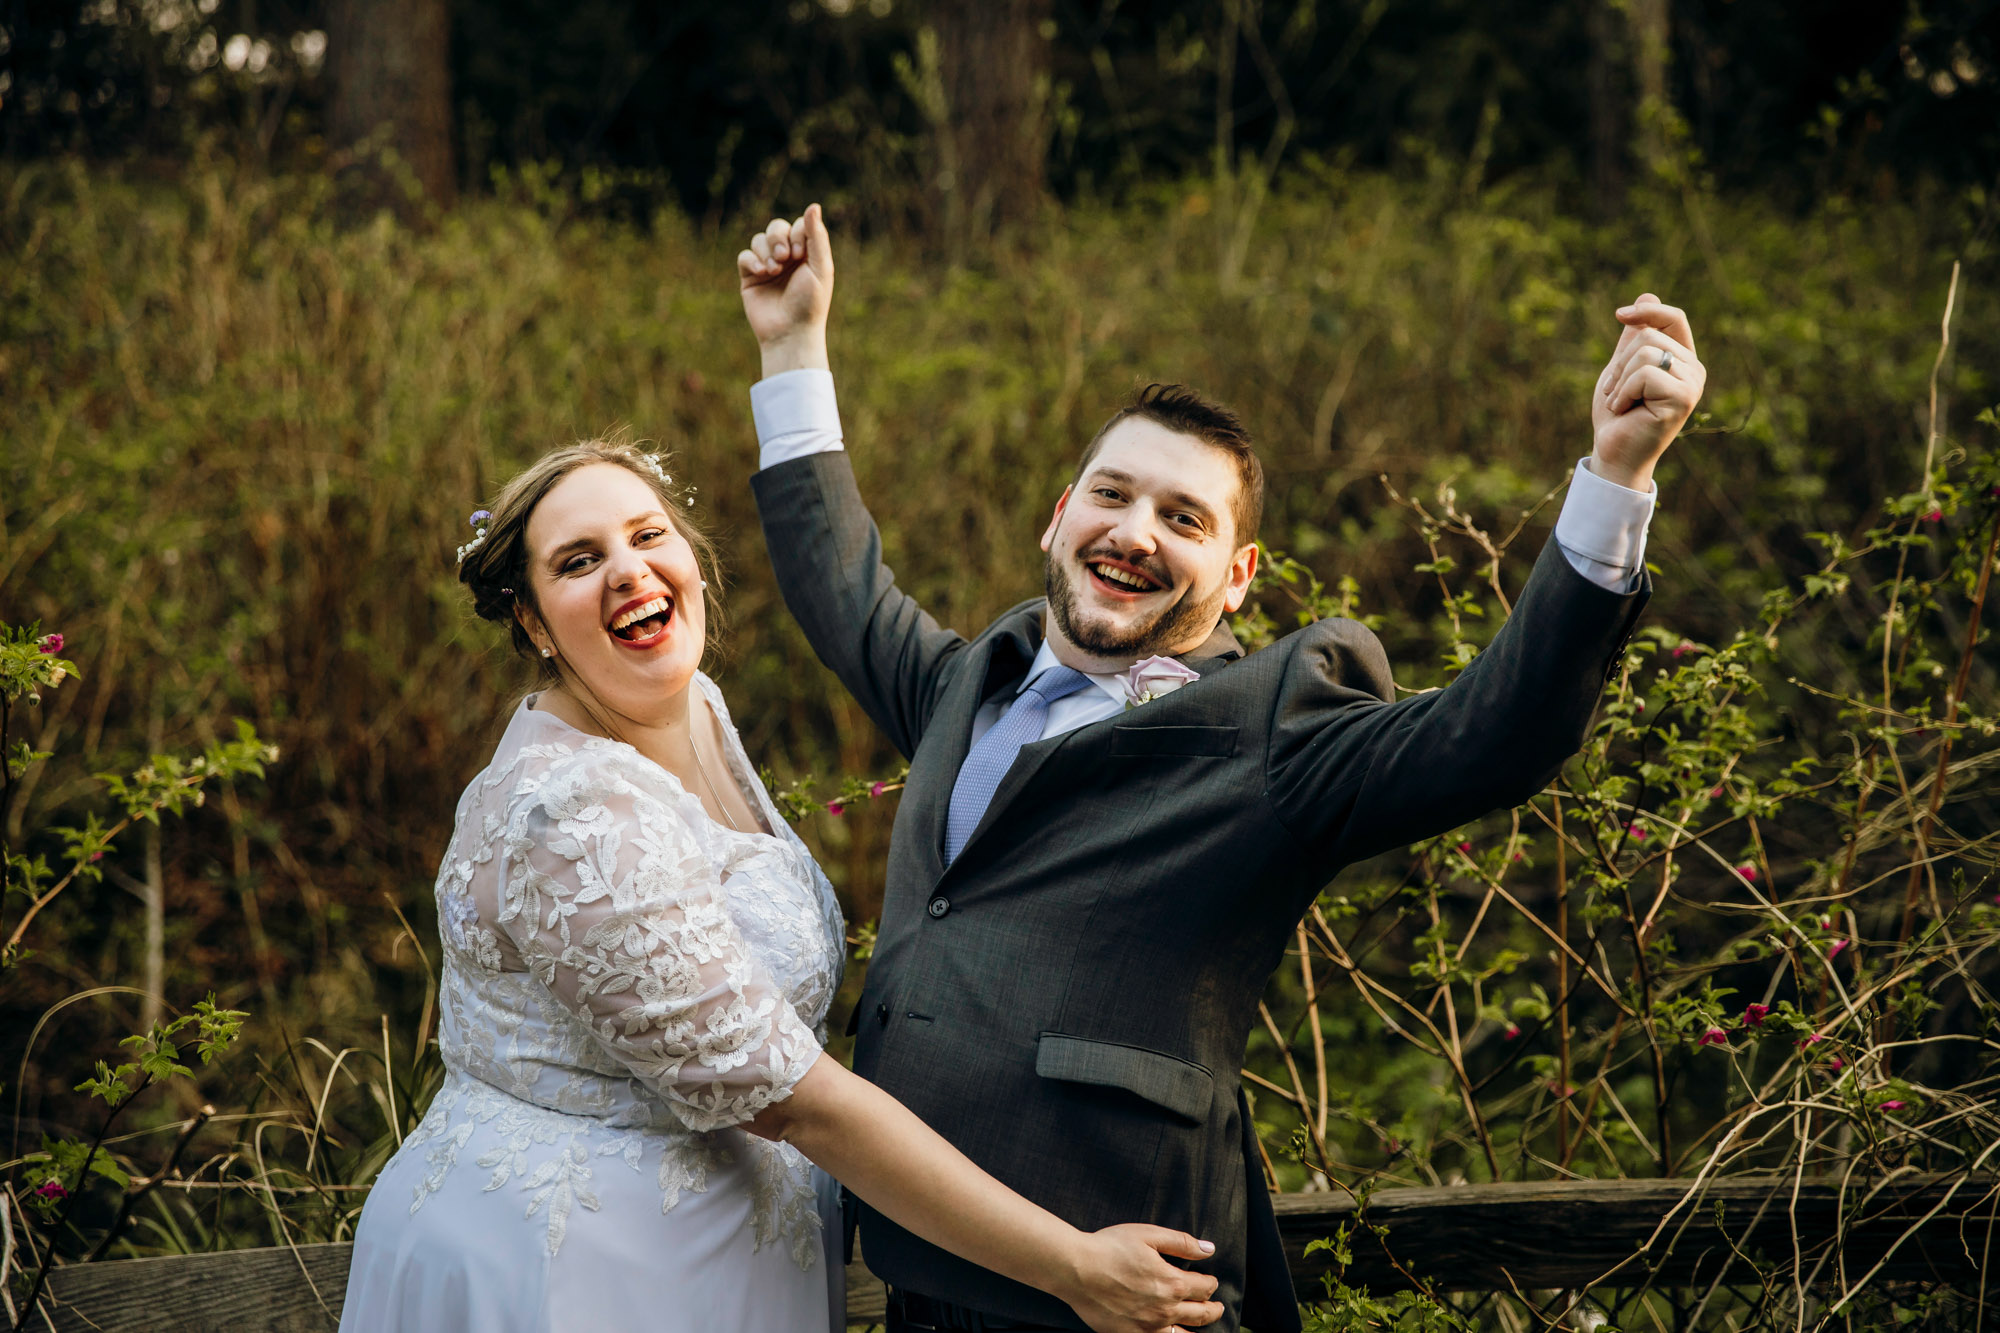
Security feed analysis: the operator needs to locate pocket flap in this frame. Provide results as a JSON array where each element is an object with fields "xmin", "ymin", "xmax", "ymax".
[
  {"xmin": 1108, "ymin": 724, "xmax": 1238, "ymax": 758},
  {"xmin": 1035, "ymin": 1033, "xmax": 1213, "ymax": 1122}
]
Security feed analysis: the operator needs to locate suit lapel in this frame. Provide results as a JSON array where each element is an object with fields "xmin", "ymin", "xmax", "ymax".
[
  {"xmin": 937, "ymin": 611, "xmax": 1249, "ymax": 877},
  {"xmin": 911, "ymin": 607, "xmax": 1041, "ymax": 876}
]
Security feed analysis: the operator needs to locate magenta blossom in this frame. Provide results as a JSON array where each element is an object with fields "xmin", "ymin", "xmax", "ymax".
[
  {"xmin": 1736, "ymin": 864, "xmax": 1758, "ymax": 882},
  {"xmin": 1698, "ymin": 1027, "xmax": 1729, "ymax": 1048},
  {"xmin": 1827, "ymin": 938, "xmax": 1848, "ymax": 961},
  {"xmin": 38, "ymin": 632, "xmax": 64, "ymax": 654},
  {"xmin": 33, "ymin": 1179, "xmax": 67, "ymax": 1201},
  {"xmin": 826, "ymin": 802, "xmax": 845, "ymax": 816},
  {"xmin": 1672, "ymin": 641, "xmax": 1693, "ymax": 658},
  {"xmin": 1503, "ymin": 1023, "xmax": 1521, "ymax": 1040},
  {"xmin": 1709, "ymin": 785, "xmax": 1725, "ymax": 799},
  {"xmin": 1827, "ymin": 1056, "xmax": 1845, "ymax": 1072},
  {"xmin": 1743, "ymin": 1003, "xmax": 1770, "ymax": 1027},
  {"xmin": 1456, "ymin": 841, "xmax": 1473, "ymax": 854},
  {"xmin": 1880, "ymin": 1100, "xmax": 1907, "ymax": 1111},
  {"xmin": 1798, "ymin": 1034, "xmax": 1826, "ymax": 1047},
  {"xmin": 1626, "ymin": 822, "xmax": 1648, "ymax": 841},
  {"xmin": 1924, "ymin": 509, "xmax": 1943, "ymax": 522},
  {"xmin": 868, "ymin": 781, "xmax": 886, "ymax": 798}
]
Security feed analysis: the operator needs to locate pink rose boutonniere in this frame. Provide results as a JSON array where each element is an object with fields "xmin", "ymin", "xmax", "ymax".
[{"xmin": 1121, "ymin": 655, "xmax": 1201, "ymax": 708}]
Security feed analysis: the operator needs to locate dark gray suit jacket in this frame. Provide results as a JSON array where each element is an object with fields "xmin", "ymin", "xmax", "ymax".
[{"xmin": 754, "ymin": 452, "xmax": 1648, "ymax": 1331}]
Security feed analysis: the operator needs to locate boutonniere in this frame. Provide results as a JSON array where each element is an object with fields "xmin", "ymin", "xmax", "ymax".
[{"xmin": 1121, "ymin": 655, "xmax": 1201, "ymax": 708}]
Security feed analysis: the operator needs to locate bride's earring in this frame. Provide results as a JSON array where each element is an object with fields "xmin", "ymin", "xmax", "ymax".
[{"xmin": 540, "ymin": 646, "xmax": 555, "ymax": 658}]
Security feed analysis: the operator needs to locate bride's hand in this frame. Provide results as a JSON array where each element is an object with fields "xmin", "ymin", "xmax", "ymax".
[{"xmin": 1060, "ymin": 1223, "xmax": 1225, "ymax": 1332}]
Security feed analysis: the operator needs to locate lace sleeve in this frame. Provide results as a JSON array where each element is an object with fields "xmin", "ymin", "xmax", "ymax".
[{"xmin": 498, "ymin": 749, "xmax": 821, "ymax": 1132}]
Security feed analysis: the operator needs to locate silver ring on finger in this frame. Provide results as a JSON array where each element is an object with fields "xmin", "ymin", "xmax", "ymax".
[{"xmin": 1659, "ymin": 348, "xmax": 1675, "ymax": 372}]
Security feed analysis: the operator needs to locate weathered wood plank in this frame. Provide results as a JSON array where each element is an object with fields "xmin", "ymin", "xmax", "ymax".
[
  {"xmin": 41, "ymin": 1243, "xmax": 889, "ymax": 1331},
  {"xmin": 36, "ymin": 1176, "xmax": 1992, "ymax": 1328},
  {"xmin": 1276, "ymin": 1174, "xmax": 1998, "ymax": 1296}
]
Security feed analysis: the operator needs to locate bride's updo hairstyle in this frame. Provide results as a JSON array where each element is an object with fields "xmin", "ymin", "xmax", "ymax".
[{"xmin": 458, "ymin": 436, "xmax": 723, "ymax": 684}]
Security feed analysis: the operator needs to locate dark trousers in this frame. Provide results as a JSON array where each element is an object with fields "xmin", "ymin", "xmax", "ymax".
[{"xmin": 884, "ymin": 1288, "xmax": 1074, "ymax": 1332}]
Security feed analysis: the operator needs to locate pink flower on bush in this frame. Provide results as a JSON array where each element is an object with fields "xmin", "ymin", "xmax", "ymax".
[
  {"xmin": 1672, "ymin": 641, "xmax": 1694, "ymax": 658},
  {"xmin": 1709, "ymin": 786, "xmax": 1724, "ymax": 799},
  {"xmin": 1743, "ymin": 1003, "xmax": 1769, "ymax": 1027},
  {"xmin": 869, "ymin": 781, "xmax": 886, "ymax": 798},
  {"xmin": 1456, "ymin": 841, "xmax": 1473, "ymax": 854},
  {"xmin": 1698, "ymin": 1027, "xmax": 1729, "ymax": 1048},
  {"xmin": 1736, "ymin": 864, "xmax": 1758, "ymax": 882},
  {"xmin": 38, "ymin": 633, "xmax": 64, "ymax": 654},
  {"xmin": 33, "ymin": 1179, "xmax": 67, "ymax": 1201},
  {"xmin": 1503, "ymin": 1023, "xmax": 1521, "ymax": 1040},
  {"xmin": 1827, "ymin": 938, "xmax": 1848, "ymax": 961},
  {"xmin": 1798, "ymin": 1034, "xmax": 1826, "ymax": 1047},
  {"xmin": 826, "ymin": 802, "xmax": 845, "ymax": 816},
  {"xmin": 1827, "ymin": 1056, "xmax": 1845, "ymax": 1072},
  {"xmin": 1924, "ymin": 509, "xmax": 1943, "ymax": 523},
  {"xmin": 1880, "ymin": 1100, "xmax": 1907, "ymax": 1111},
  {"xmin": 1626, "ymin": 822, "xmax": 1648, "ymax": 840}
]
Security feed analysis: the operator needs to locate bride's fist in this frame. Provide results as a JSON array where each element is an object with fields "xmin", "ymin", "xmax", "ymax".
[
  {"xmin": 1063, "ymin": 1223, "xmax": 1224, "ymax": 1333},
  {"xmin": 739, "ymin": 204, "xmax": 833, "ymax": 373}
]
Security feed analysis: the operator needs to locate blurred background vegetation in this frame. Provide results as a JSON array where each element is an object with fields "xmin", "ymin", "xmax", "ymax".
[{"xmin": 3, "ymin": 0, "xmax": 2000, "ymax": 1327}]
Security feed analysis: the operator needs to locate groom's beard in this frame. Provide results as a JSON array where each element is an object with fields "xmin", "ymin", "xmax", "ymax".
[{"xmin": 1044, "ymin": 550, "xmax": 1229, "ymax": 660}]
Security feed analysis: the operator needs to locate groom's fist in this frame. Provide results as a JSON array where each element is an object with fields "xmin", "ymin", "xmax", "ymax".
[
  {"xmin": 739, "ymin": 204, "xmax": 834, "ymax": 375},
  {"xmin": 1589, "ymin": 292, "xmax": 1705, "ymax": 492}
]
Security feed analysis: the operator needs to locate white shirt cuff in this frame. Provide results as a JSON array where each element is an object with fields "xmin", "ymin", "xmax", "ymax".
[
  {"xmin": 1553, "ymin": 458, "xmax": 1656, "ymax": 592},
  {"xmin": 751, "ymin": 369, "xmax": 844, "ymax": 470}
]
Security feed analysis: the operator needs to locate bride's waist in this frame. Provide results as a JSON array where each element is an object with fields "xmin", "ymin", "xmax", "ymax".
[{"xmin": 438, "ymin": 1057, "xmax": 693, "ymax": 1133}]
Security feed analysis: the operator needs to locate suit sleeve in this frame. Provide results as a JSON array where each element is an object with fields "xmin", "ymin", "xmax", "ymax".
[
  {"xmin": 1265, "ymin": 535, "xmax": 1648, "ymax": 864},
  {"xmin": 752, "ymin": 451, "xmax": 969, "ymax": 759}
]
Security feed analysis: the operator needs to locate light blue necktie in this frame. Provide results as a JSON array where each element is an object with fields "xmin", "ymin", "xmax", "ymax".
[{"xmin": 945, "ymin": 666, "xmax": 1092, "ymax": 863}]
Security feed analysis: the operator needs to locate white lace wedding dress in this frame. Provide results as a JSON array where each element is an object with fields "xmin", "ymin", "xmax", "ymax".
[{"xmin": 342, "ymin": 677, "xmax": 847, "ymax": 1332}]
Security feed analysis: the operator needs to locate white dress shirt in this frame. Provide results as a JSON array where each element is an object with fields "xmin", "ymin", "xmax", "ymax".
[{"xmin": 751, "ymin": 367, "xmax": 1656, "ymax": 746}]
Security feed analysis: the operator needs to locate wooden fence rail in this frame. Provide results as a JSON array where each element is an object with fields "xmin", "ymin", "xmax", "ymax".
[{"xmin": 37, "ymin": 1176, "xmax": 1994, "ymax": 1331}]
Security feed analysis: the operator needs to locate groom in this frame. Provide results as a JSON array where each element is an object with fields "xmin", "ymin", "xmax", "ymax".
[{"xmin": 738, "ymin": 207, "xmax": 1703, "ymax": 1333}]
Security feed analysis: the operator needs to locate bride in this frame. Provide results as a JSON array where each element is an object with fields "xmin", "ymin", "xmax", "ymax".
[{"xmin": 340, "ymin": 440, "xmax": 1223, "ymax": 1332}]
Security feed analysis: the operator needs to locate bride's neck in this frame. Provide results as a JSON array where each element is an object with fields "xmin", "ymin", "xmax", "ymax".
[{"xmin": 537, "ymin": 683, "xmax": 696, "ymax": 775}]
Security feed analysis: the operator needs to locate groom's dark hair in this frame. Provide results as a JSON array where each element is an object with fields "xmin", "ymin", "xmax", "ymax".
[{"xmin": 1075, "ymin": 383, "xmax": 1264, "ymax": 544}]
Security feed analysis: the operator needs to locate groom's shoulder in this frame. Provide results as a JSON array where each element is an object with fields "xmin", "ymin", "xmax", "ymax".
[{"xmin": 1262, "ymin": 615, "xmax": 1395, "ymax": 706}]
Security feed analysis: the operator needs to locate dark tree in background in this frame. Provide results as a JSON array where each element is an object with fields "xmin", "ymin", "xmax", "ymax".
[
  {"xmin": 929, "ymin": 0, "xmax": 1052, "ymax": 232},
  {"xmin": 0, "ymin": 0, "xmax": 1994, "ymax": 216},
  {"xmin": 326, "ymin": 0, "xmax": 454, "ymax": 204}
]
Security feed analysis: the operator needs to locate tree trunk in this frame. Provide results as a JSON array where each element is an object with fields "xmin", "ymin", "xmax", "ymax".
[
  {"xmin": 1586, "ymin": 0, "xmax": 1625, "ymax": 214},
  {"xmin": 325, "ymin": 0, "xmax": 456, "ymax": 209},
  {"xmin": 929, "ymin": 0, "xmax": 1051, "ymax": 238},
  {"xmin": 1629, "ymin": 0, "xmax": 1671, "ymax": 177}
]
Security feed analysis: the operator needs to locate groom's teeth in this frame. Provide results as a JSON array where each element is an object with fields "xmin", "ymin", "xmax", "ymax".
[{"xmin": 1091, "ymin": 563, "xmax": 1155, "ymax": 591}]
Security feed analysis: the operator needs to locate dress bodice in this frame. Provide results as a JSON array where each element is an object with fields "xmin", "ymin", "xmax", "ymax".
[{"xmin": 401, "ymin": 674, "xmax": 845, "ymax": 1261}]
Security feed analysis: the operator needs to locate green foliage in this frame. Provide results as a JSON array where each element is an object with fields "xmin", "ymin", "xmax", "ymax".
[{"xmin": 1, "ymin": 156, "xmax": 1996, "ymax": 1329}]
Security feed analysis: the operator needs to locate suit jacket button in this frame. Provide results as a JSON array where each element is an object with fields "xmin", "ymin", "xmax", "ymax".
[
  {"xmin": 875, "ymin": 1002, "xmax": 889, "ymax": 1026},
  {"xmin": 927, "ymin": 897, "xmax": 950, "ymax": 919}
]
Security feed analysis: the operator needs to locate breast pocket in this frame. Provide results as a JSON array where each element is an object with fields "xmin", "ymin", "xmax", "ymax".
[{"xmin": 1108, "ymin": 724, "xmax": 1239, "ymax": 759}]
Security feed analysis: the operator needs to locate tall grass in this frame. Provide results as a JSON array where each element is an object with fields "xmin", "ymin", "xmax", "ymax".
[{"xmin": 2, "ymin": 155, "xmax": 1996, "ymax": 1326}]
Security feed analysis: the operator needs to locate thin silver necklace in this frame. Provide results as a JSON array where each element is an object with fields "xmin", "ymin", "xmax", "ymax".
[{"xmin": 688, "ymin": 714, "xmax": 748, "ymax": 834}]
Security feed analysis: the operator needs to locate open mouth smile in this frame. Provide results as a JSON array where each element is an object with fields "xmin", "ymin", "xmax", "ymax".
[
  {"xmin": 606, "ymin": 593, "xmax": 675, "ymax": 648},
  {"xmin": 1086, "ymin": 559, "xmax": 1165, "ymax": 597}
]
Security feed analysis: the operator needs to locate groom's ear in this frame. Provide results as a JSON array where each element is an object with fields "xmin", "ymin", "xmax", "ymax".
[
  {"xmin": 1221, "ymin": 541, "xmax": 1259, "ymax": 613},
  {"xmin": 1039, "ymin": 486, "xmax": 1073, "ymax": 554}
]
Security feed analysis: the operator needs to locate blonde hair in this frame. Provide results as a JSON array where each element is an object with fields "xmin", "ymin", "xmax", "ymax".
[{"xmin": 457, "ymin": 435, "xmax": 724, "ymax": 688}]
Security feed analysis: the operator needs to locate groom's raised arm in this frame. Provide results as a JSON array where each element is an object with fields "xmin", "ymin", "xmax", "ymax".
[
  {"xmin": 740, "ymin": 207, "xmax": 968, "ymax": 758},
  {"xmin": 1266, "ymin": 295, "xmax": 1706, "ymax": 864}
]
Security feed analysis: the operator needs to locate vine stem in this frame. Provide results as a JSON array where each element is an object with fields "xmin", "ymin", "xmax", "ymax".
[
  {"xmin": 10, "ymin": 1073, "xmax": 152, "ymax": 1333},
  {"xmin": 1897, "ymin": 506, "xmax": 1998, "ymax": 946}
]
